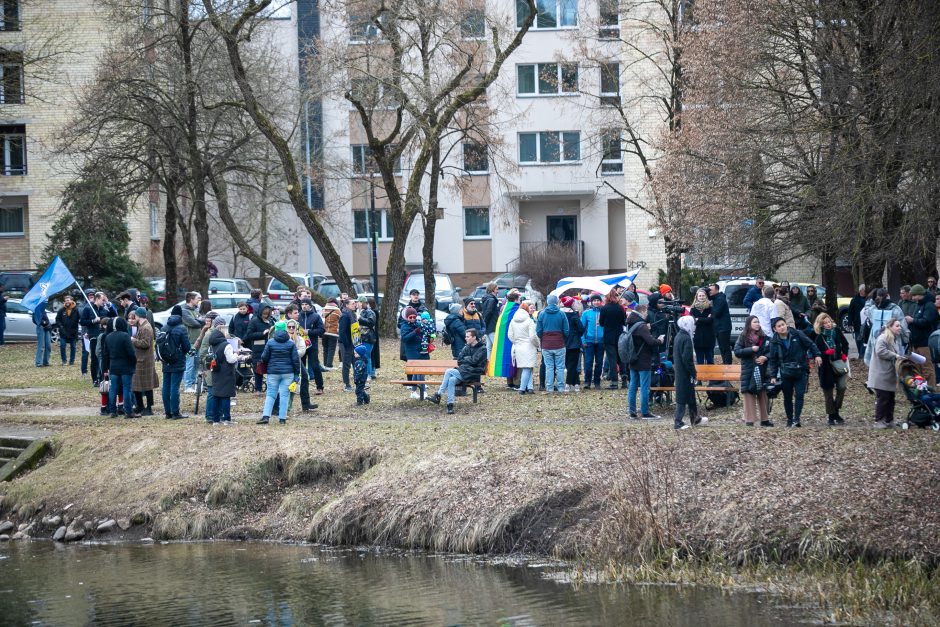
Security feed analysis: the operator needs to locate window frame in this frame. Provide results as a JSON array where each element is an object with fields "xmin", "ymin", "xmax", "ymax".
[
  {"xmin": 518, "ymin": 131, "xmax": 581, "ymax": 165},
  {"xmin": 0, "ymin": 0, "xmax": 20, "ymax": 32},
  {"xmin": 149, "ymin": 201, "xmax": 160, "ymax": 240},
  {"xmin": 351, "ymin": 144, "xmax": 401, "ymax": 175},
  {"xmin": 463, "ymin": 206, "xmax": 491, "ymax": 239},
  {"xmin": 516, "ymin": 62, "xmax": 579, "ymax": 96},
  {"xmin": 0, "ymin": 204, "xmax": 23, "ymax": 237},
  {"xmin": 0, "ymin": 51, "xmax": 24, "ymax": 104},
  {"xmin": 353, "ymin": 208, "xmax": 395, "ymax": 242},
  {"xmin": 516, "ymin": 0, "xmax": 579, "ymax": 30},
  {"xmin": 462, "ymin": 142, "xmax": 489, "ymax": 174},
  {"xmin": 0, "ymin": 124, "xmax": 26, "ymax": 176},
  {"xmin": 599, "ymin": 0, "xmax": 619, "ymax": 38},
  {"xmin": 348, "ymin": 11, "xmax": 385, "ymax": 43},
  {"xmin": 460, "ymin": 7, "xmax": 486, "ymax": 39},
  {"xmin": 600, "ymin": 129, "xmax": 623, "ymax": 174},
  {"xmin": 600, "ymin": 62, "xmax": 621, "ymax": 105}
]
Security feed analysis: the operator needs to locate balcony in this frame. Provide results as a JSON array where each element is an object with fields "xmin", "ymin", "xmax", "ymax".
[{"xmin": 520, "ymin": 239, "xmax": 585, "ymax": 267}]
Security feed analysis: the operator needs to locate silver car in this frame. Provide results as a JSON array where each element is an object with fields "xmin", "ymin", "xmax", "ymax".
[{"xmin": 3, "ymin": 299, "xmax": 58, "ymax": 343}]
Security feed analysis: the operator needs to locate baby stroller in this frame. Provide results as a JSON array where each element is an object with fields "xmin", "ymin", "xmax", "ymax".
[
  {"xmin": 236, "ymin": 347, "xmax": 257, "ymax": 393},
  {"xmin": 649, "ymin": 352, "xmax": 674, "ymax": 406},
  {"xmin": 897, "ymin": 358, "xmax": 940, "ymax": 431}
]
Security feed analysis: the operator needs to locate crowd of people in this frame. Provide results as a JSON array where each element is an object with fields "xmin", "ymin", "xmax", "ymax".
[{"xmin": 4, "ymin": 272, "xmax": 939, "ymax": 429}]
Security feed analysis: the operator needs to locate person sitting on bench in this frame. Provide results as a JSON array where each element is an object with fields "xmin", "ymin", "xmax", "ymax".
[{"xmin": 429, "ymin": 328, "xmax": 487, "ymax": 414}]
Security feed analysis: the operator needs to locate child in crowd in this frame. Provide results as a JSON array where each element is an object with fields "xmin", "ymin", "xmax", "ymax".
[{"xmin": 353, "ymin": 344, "xmax": 371, "ymax": 405}]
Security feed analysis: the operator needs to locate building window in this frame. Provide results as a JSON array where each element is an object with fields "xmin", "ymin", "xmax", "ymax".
[
  {"xmin": 600, "ymin": 62, "xmax": 620, "ymax": 104},
  {"xmin": 601, "ymin": 129, "xmax": 623, "ymax": 174},
  {"xmin": 516, "ymin": 0, "xmax": 578, "ymax": 29},
  {"xmin": 519, "ymin": 131, "xmax": 580, "ymax": 164},
  {"xmin": 517, "ymin": 63, "xmax": 578, "ymax": 95},
  {"xmin": 599, "ymin": 0, "xmax": 619, "ymax": 38},
  {"xmin": 0, "ymin": 1, "xmax": 20, "ymax": 32},
  {"xmin": 463, "ymin": 142, "xmax": 488, "ymax": 174},
  {"xmin": 464, "ymin": 206, "xmax": 490, "ymax": 238},
  {"xmin": 349, "ymin": 11, "xmax": 384, "ymax": 42},
  {"xmin": 349, "ymin": 76, "xmax": 401, "ymax": 109},
  {"xmin": 461, "ymin": 7, "xmax": 485, "ymax": 38},
  {"xmin": 351, "ymin": 144, "xmax": 401, "ymax": 175},
  {"xmin": 353, "ymin": 209, "xmax": 394, "ymax": 240},
  {"xmin": 149, "ymin": 201, "xmax": 159, "ymax": 240},
  {"xmin": 678, "ymin": 0, "xmax": 695, "ymax": 25},
  {"xmin": 0, "ymin": 50, "xmax": 23, "ymax": 104},
  {"xmin": 0, "ymin": 124, "xmax": 26, "ymax": 175},
  {"xmin": 0, "ymin": 205, "xmax": 23, "ymax": 236}
]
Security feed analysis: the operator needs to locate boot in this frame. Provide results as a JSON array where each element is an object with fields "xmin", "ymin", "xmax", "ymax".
[
  {"xmin": 760, "ymin": 420, "xmax": 774, "ymax": 427},
  {"xmin": 827, "ymin": 414, "xmax": 837, "ymax": 426},
  {"xmin": 428, "ymin": 392, "xmax": 441, "ymax": 405},
  {"xmin": 446, "ymin": 403, "xmax": 455, "ymax": 415},
  {"xmin": 256, "ymin": 416, "xmax": 270, "ymax": 425}
]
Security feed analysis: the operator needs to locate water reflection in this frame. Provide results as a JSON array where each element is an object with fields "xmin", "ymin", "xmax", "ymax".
[{"xmin": 0, "ymin": 542, "xmax": 811, "ymax": 626}]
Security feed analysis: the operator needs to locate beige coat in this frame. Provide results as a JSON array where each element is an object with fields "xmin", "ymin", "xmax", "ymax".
[
  {"xmin": 131, "ymin": 320, "xmax": 160, "ymax": 391},
  {"xmin": 774, "ymin": 298, "xmax": 795, "ymax": 329},
  {"xmin": 507, "ymin": 308, "xmax": 540, "ymax": 368},
  {"xmin": 866, "ymin": 332, "xmax": 900, "ymax": 392}
]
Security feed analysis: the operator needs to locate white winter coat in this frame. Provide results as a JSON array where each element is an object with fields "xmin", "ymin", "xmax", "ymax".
[{"xmin": 508, "ymin": 308, "xmax": 540, "ymax": 368}]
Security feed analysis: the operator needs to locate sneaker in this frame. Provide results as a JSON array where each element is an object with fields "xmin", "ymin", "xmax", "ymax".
[
  {"xmin": 315, "ymin": 390, "xmax": 324, "ymax": 395},
  {"xmin": 428, "ymin": 393, "xmax": 441, "ymax": 405},
  {"xmin": 256, "ymin": 416, "xmax": 270, "ymax": 425},
  {"xmin": 629, "ymin": 412, "xmax": 639, "ymax": 419},
  {"xmin": 827, "ymin": 415, "xmax": 839, "ymax": 426},
  {"xmin": 343, "ymin": 386, "xmax": 353, "ymax": 393},
  {"xmin": 694, "ymin": 416, "xmax": 709, "ymax": 426},
  {"xmin": 583, "ymin": 384, "xmax": 592, "ymax": 391},
  {"xmin": 141, "ymin": 408, "xmax": 154, "ymax": 416},
  {"xmin": 184, "ymin": 387, "xmax": 196, "ymax": 394},
  {"xmin": 278, "ymin": 419, "xmax": 286, "ymax": 425},
  {"xmin": 607, "ymin": 383, "xmax": 619, "ymax": 390},
  {"xmin": 675, "ymin": 423, "xmax": 690, "ymax": 430},
  {"xmin": 564, "ymin": 385, "xmax": 571, "ymax": 393},
  {"xmin": 100, "ymin": 407, "xmax": 108, "ymax": 416},
  {"xmin": 223, "ymin": 420, "xmax": 234, "ymax": 426},
  {"xmin": 302, "ymin": 404, "xmax": 318, "ymax": 412},
  {"xmin": 873, "ymin": 421, "xmax": 889, "ymax": 429},
  {"xmin": 446, "ymin": 404, "xmax": 454, "ymax": 415},
  {"xmin": 760, "ymin": 420, "xmax": 775, "ymax": 427},
  {"xmin": 169, "ymin": 413, "xmax": 189, "ymax": 420},
  {"xmin": 108, "ymin": 413, "xmax": 118, "ymax": 419},
  {"xmin": 410, "ymin": 391, "xmax": 421, "ymax": 400},
  {"xmin": 126, "ymin": 412, "xmax": 142, "ymax": 419},
  {"xmin": 210, "ymin": 421, "xmax": 220, "ymax": 426},
  {"xmin": 641, "ymin": 413, "xmax": 662, "ymax": 420},
  {"xmin": 572, "ymin": 385, "xmax": 580, "ymax": 392}
]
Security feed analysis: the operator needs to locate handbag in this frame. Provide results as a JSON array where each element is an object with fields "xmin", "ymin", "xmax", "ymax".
[
  {"xmin": 255, "ymin": 361, "xmax": 267, "ymax": 375},
  {"xmin": 831, "ymin": 358, "xmax": 848, "ymax": 375},
  {"xmin": 751, "ymin": 365, "xmax": 763, "ymax": 389},
  {"xmin": 99, "ymin": 378, "xmax": 110, "ymax": 394}
]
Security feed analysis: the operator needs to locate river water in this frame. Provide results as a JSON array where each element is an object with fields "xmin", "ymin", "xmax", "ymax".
[{"xmin": 0, "ymin": 542, "xmax": 814, "ymax": 625}]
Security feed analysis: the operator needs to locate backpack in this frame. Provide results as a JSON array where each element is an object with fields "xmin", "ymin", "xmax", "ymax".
[
  {"xmin": 156, "ymin": 330, "xmax": 182, "ymax": 364},
  {"xmin": 440, "ymin": 320, "xmax": 453, "ymax": 346},
  {"xmin": 929, "ymin": 329, "xmax": 940, "ymax": 362},
  {"xmin": 617, "ymin": 321, "xmax": 645, "ymax": 367},
  {"xmin": 706, "ymin": 381, "xmax": 740, "ymax": 409}
]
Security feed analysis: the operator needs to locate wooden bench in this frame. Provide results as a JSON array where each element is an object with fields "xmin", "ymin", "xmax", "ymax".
[
  {"xmin": 650, "ymin": 364, "xmax": 741, "ymax": 405},
  {"xmin": 388, "ymin": 359, "xmax": 485, "ymax": 402}
]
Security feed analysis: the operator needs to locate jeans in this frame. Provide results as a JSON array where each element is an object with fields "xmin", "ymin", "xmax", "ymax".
[
  {"xmin": 360, "ymin": 342, "xmax": 374, "ymax": 376},
  {"xmin": 583, "ymin": 343, "xmax": 604, "ymax": 386},
  {"xmin": 263, "ymin": 372, "xmax": 293, "ymax": 421},
  {"xmin": 340, "ymin": 343, "xmax": 353, "ymax": 387},
  {"xmin": 0, "ymin": 315, "xmax": 5, "ymax": 344},
  {"xmin": 35, "ymin": 326, "xmax": 52, "ymax": 366},
  {"xmin": 184, "ymin": 353, "xmax": 198, "ymax": 387},
  {"xmin": 486, "ymin": 332, "xmax": 495, "ymax": 358},
  {"xmin": 437, "ymin": 368, "xmax": 465, "ymax": 404},
  {"xmin": 322, "ymin": 335, "xmax": 337, "ymax": 367},
  {"xmin": 518, "ymin": 367, "xmax": 533, "ymax": 392},
  {"xmin": 161, "ymin": 369, "xmax": 183, "ymax": 415},
  {"xmin": 60, "ymin": 337, "xmax": 77, "ymax": 364},
  {"xmin": 108, "ymin": 373, "xmax": 134, "ymax": 415},
  {"xmin": 628, "ymin": 368, "xmax": 652, "ymax": 415},
  {"xmin": 542, "ymin": 348, "xmax": 566, "ymax": 392},
  {"xmin": 780, "ymin": 372, "xmax": 808, "ymax": 423},
  {"xmin": 204, "ymin": 386, "xmax": 217, "ymax": 422},
  {"xmin": 213, "ymin": 396, "xmax": 231, "ymax": 422}
]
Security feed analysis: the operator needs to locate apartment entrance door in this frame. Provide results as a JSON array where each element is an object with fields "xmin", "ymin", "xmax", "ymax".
[{"xmin": 547, "ymin": 215, "xmax": 576, "ymax": 243}]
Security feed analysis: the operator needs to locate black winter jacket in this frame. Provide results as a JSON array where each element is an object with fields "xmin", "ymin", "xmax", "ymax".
[
  {"xmin": 481, "ymin": 293, "xmax": 499, "ymax": 334},
  {"xmin": 733, "ymin": 332, "xmax": 770, "ymax": 394},
  {"xmin": 625, "ymin": 311, "xmax": 659, "ymax": 371},
  {"xmin": 812, "ymin": 328, "xmax": 849, "ymax": 390},
  {"xmin": 161, "ymin": 316, "xmax": 192, "ymax": 373},
  {"xmin": 690, "ymin": 306, "xmax": 715, "ymax": 350},
  {"xmin": 104, "ymin": 318, "xmax": 137, "ymax": 376},
  {"xmin": 910, "ymin": 299, "xmax": 939, "ymax": 348},
  {"xmin": 246, "ymin": 313, "xmax": 274, "ymax": 359},
  {"xmin": 563, "ymin": 309, "xmax": 584, "ymax": 350},
  {"xmin": 457, "ymin": 340, "xmax": 488, "ymax": 381},
  {"xmin": 711, "ymin": 292, "xmax": 732, "ymax": 333},
  {"xmin": 56, "ymin": 305, "xmax": 80, "ymax": 340},
  {"xmin": 598, "ymin": 302, "xmax": 625, "ymax": 344},
  {"xmin": 767, "ymin": 328, "xmax": 820, "ymax": 379},
  {"xmin": 209, "ymin": 331, "xmax": 237, "ymax": 398},
  {"xmin": 228, "ymin": 312, "xmax": 252, "ymax": 342}
]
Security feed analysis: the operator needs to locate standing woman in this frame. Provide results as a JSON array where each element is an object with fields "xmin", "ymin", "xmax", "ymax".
[
  {"xmin": 813, "ymin": 313, "xmax": 850, "ymax": 426},
  {"xmin": 774, "ymin": 287, "xmax": 796, "ymax": 330},
  {"xmin": 867, "ymin": 319, "xmax": 903, "ymax": 429},
  {"xmin": 767, "ymin": 317, "xmax": 822, "ymax": 428},
  {"xmin": 690, "ymin": 288, "xmax": 715, "ymax": 364},
  {"xmin": 862, "ymin": 288, "xmax": 908, "ymax": 366},
  {"xmin": 598, "ymin": 288, "xmax": 626, "ymax": 389},
  {"xmin": 673, "ymin": 315, "xmax": 705, "ymax": 430},
  {"xmin": 246, "ymin": 304, "xmax": 274, "ymax": 393},
  {"xmin": 508, "ymin": 301, "xmax": 539, "ymax": 394},
  {"xmin": 561, "ymin": 296, "xmax": 584, "ymax": 392},
  {"xmin": 129, "ymin": 308, "xmax": 159, "ymax": 416},
  {"xmin": 734, "ymin": 315, "xmax": 772, "ymax": 426}
]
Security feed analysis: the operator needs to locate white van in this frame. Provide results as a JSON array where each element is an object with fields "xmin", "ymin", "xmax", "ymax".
[{"xmin": 717, "ymin": 278, "xmax": 763, "ymax": 340}]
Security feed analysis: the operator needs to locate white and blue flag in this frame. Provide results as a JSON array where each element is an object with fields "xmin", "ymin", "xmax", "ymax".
[{"xmin": 20, "ymin": 256, "xmax": 78, "ymax": 312}]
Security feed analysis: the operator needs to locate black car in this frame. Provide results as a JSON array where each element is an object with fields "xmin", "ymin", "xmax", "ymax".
[{"xmin": 0, "ymin": 271, "xmax": 36, "ymax": 296}]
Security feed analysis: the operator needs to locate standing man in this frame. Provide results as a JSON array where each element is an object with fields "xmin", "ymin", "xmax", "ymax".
[
  {"xmin": 848, "ymin": 284, "xmax": 867, "ymax": 359},
  {"xmin": 32, "ymin": 302, "xmax": 52, "ymax": 367},
  {"xmin": 481, "ymin": 282, "xmax": 499, "ymax": 357},
  {"xmin": 80, "ymin": 292, "xmax": 104, "ymax": 384},
  {"xmin": 750, "ymin": 286, "xmax": 778, "ymax": 336},
  {"xmin": 298, "ymin": 298, "xmax": 325, "ymax": 395},
  {"xmin": 536, "ymin": 294, "xmax": 569, "ymax": 394},
  {"xmin": 626, "ymin": 303, "xmax": 663, "ymax": 419},
  {"xmin": 338, "ymin": 298, "xmax": 357, "ymax": 392},
  {"xmin": 709, "ymin": 283, "xmax": 732, "ymax": 364},
  {"xmin": 743, "ymin": 277, "xmax": 765, "ymax": 312},
  {"xmin": 180, "ymin": 292, "xmax": 204, "ymax": 393},
  {"xmin": 898, "ymin": 285, "xmax": 918, "ymax": 318},
  {"xmin": 926, "ymin": 276, "xmax": 937, "ymax": 300},
  {"xmin": 160, "ymin": 305, "xmax": 191, "ymax": 420},
  {"xmin": 55, "ymin": 294, "xmax": 80, "ymax": 366},
  {"xmin": 906, "ymin": 284, "xmax": 939, "ymax": 386},
  {"xmin": 580, "ymin": 293, "xmax": 605, "ymax": 390}
]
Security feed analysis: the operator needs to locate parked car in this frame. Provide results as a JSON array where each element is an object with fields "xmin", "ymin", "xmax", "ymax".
[
  {"xmin": 3, "ymin": 299, "xmax": 57, "ymax": 343},
  {"xmin": 0, "ymin": 271, "xmax": 36, "ymax": 297},
  {"xmin": 398, "ymin": 272, "xmax": 461, "ymax": 313},
  {"xmin": 317, "ymin": 278, "xmax": 368, "ymax": 301},
  {"xmin": 209, "ymin": 278, "xmax": 253, "ymax": 295},
  {"xmin": 266, "ymin": 273, "xmax": 327, "ymax": 304},
  {"xmin": 152, "ymin": 294, "xmax": 285, "ymax": 329},
  {"xmin": 468, "ymin": 284, "xmax": 545, "ymax": 310},
  {"xmin": 490, "ymin": 273, "xmax": 545, "ymax": 310}
]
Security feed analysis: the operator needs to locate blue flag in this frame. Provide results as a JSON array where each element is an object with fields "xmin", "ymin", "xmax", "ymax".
[{"xmin": 20, "ymin": 256, "xmax": 78, "ymax": 312}]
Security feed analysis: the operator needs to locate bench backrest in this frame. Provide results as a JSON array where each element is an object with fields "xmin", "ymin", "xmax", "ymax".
[{"xmin": 695, "ymin": 364, "xmax": 741, "ymax": 382}]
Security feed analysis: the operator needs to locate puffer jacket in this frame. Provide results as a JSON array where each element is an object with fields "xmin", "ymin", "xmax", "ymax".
[
  {"xmin": 508, "ymin": 308, "xmax": 539, "ymax": 368},
  {"xmin": 104, "ymin": 318, "xmax": 137, "ymax": 376},
  {"xmin": 456, "ymin": 340, "xmax": 488, "ymax": 381},
  {"xmin": 563, "ymin": 308, "xmax": 583, "ymax": 350},
  {"xmin": 261, "ymin": 329, "xmax": 300, "ymax": 376},
  {"xmin": 733, "ymin": 332, "xmax": 770, "ymax": 394},
  {"xmin": 161, "ymin": 315, "xmax": 192, "ymax": 373},
  {"xmin": 322, "ymin": 303, "xmax": 341, "ymax": 336},
  {"xmin": 581, "ymin": 307, "xmax": 604, "ymax": 344},
  {"xmin": 399, "ymin": 319, "xmax": 424, "ymax": 360}
]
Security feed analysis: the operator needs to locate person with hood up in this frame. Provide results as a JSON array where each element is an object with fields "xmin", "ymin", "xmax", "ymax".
[
  {"xmin": 806, "ymin": 286, "xmax": 826, "ymax": 324},
  {"xmin": 673, "ymin": 315, "xmax": 705, "ymax": 430},
  {"xmin": 257, "ymin": 320, "xmax": 300, "ymax": 425},
  {"xmin": 862, "ymin": 288, "xmax": 909, "ymax": 366},
  {"xmin": 160, "ymin": 305, "xmax": 192, "ymax": 419},
  {"xmin": 55, "ymin": 294, "xmax": 80, "ymax": 366},
  {"xmin": 228, "ymin": 301, "xmax": 252, "ymax": 343},
  {"xmin": 767, "ymin": 316, "xmax": 822, "ymax": 428},
  {"xmin": 428, "ymin": 328, "xmax": 488, "ymax": 414},
  {"xmin": 560, "ymin": 296, "xmax": 584, "ymax": 392},
  {"xmin": 789, "ymin": 284, "xmax": 809, "ymax": 322},
  {"xmin": 626, "ymin": 303, "xmax": 663, "ymax": 419},
  {"xmin": 536, "ymin": 294, "xmax": 570, "ymax": 394},
  {"xmin": 508, "ymin": 301, "xmax": 539, "ymax": 394},
  {"xmin": 208, "ymin": 318, "xmax": 240, "ymax": 425},
  {"xmin": 580, "ymin": 293, "xmax": 605, "ymax": 390},
  {"xmin": 246, "ymin": 304, "xmax": 275, "ymax": 392},
  {"xmin": 321, "ymin": 298, "xmax": 341, "ymax": 369},
  {"xmin": 129, "ymin": 307, "xmax": 159, "ymax": 416},
  {"xmin": 104, "ymin": 317, "xmax": 138, "ymax": 419}
]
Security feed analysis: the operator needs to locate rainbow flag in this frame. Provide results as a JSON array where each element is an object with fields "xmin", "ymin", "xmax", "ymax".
[{"xmin": 487, "ymin": 301, "xmax": 519, "ymax": 378}]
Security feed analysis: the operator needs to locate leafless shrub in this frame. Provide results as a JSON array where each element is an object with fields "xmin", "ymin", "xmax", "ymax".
[{"xmin": 513, "ymin": 242, "xmax": 586, "ymax": 298}]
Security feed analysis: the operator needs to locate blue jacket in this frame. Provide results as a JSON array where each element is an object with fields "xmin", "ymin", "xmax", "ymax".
[
  {"xmin": 32, "ymin": 306, "xmax": 48, "ymax": 328},
  {"xmin": 581, "ymin": 308, "xmax": 604, "ymax": 344},
  {"xmin": 744, "ymin": 285, "xmax": 763, "ymax": 312},
  {"xmin": 338, "ymin": 309, "xmax": 355, "ymax": 348},
  {"xmin": 161, "ymin": 315, "xmax": 192, "ymax": 373},
  {"xmin": 261, "ymin": 330, "xmax": 300, "ymax": 377},
  {"xmin": 536, "ymin": 304, "xmax": 569, "ymax": 350},
  {"xmin": 399, "ymin": 319, "xmax": 424, "ymax": 360}
]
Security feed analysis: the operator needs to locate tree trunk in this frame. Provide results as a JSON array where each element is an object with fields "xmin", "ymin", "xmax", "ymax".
[
  {"xmin": 820, "ymin": 250, "xmax": 838, "ymax": 314},
  {"xmin": 380, "ymin": 213, "xmax": 413, "ymax": 338},
  {"xmin": 163, "ymin": 182, "xmax": 180, "ymax": 304},
  {"xmin": 422, "ymin": 142, "xmax": 441, "ymax": 314},
  {"xmin": 259, "ymin": 199, "xmax": 268, "ymax": 290},
  {"xmin": 664, "ymin": 235, "xmax": 683, "ymax": 300}
]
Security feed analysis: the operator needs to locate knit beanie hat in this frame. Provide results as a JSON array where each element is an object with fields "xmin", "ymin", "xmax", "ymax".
[
  {"xmin": 560, "ymin": 296, "xmax": 574, "ymax": 308},
  {"xmin": 403, "ymin": 306, "xmax": 418, "ymax": 318},
  {"xmin": 355, "ymin": 344, "xmax": 370, "ymax": 358},
  {"xmin": 212, "ymin": 316, "xmax": 227, "ymax": 328},
  {"xmin": 910, "ymin": 284, "xmax": 926, "ymax": 296},
  {"xmin": 134, "ymin": 307, "xmax": 148, "ymax": 318},
  {"xmin": 659, "ymin": 284, "xmax": 673, "ymax": 295},
  {"xmin": 171, "ymin": 305, "xmax": 183, "ymax": 316},
  {"xmin": 274, "ymin": 320, "xmax": 287, "ymax": 331}
]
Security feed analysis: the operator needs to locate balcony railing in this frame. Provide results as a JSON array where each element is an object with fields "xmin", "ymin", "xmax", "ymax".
[{"xmin": 520, "ymin": 240, "xmax": 585, "ymax": 267}]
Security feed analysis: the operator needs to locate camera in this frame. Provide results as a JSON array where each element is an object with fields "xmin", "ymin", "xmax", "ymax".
[{"xmin": 658, "ymin": 299, "xmax": 685, "ymax": 318}]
